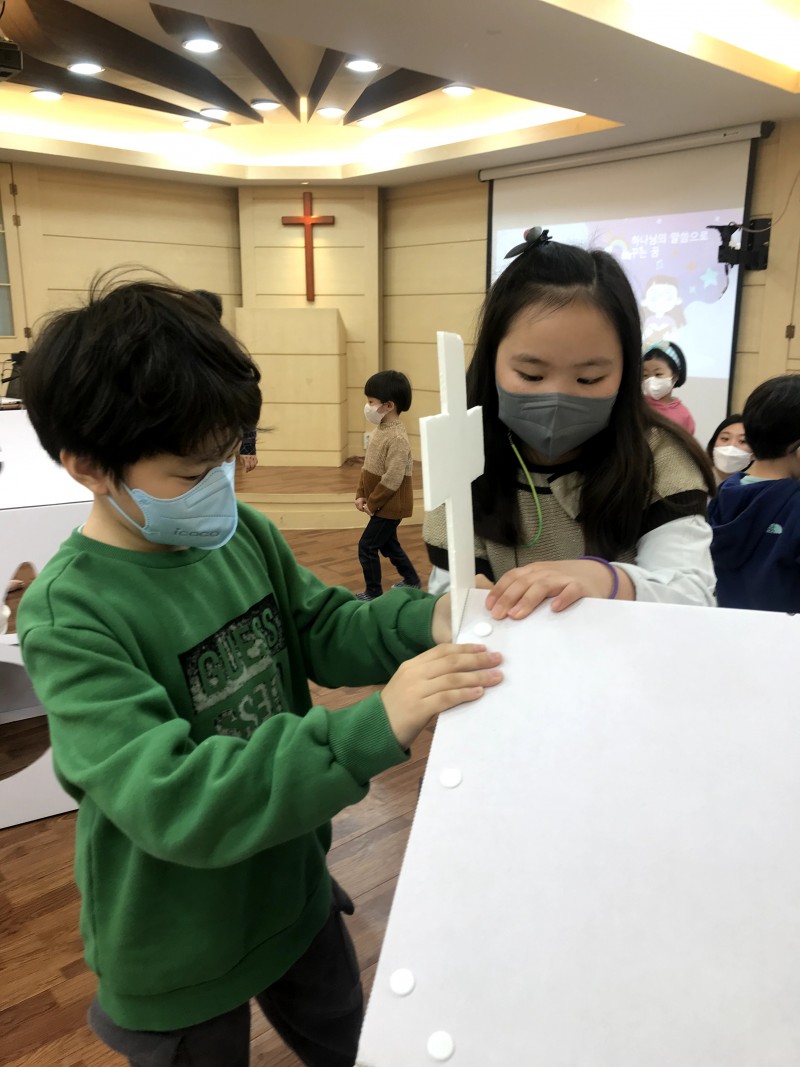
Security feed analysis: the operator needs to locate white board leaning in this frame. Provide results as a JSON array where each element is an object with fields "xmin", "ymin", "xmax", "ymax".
[{"xmin": 418, "ymin": 331, "xmax": 484, "ymax": 640}]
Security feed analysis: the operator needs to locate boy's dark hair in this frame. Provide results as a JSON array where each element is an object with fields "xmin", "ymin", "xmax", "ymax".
[
  {"xmin": 364, "ymin": 370, "xmax": 412, "ymax": 414},
  {"xmin": 192, "ymin": 289, "xmax": 223, "ymax": 320},
  {"xmin": 742, "ymin": 375, "xmax": 800, "ymax": 460},
  {"xmin": 465, "ymin": 239, "xmax": 714, "ymax": 559},
  {"xmin": 643, "ymin": 340, "xmax": 687, "ymax": 388},
  {"xmin": 23, "ymin": 271, "xmax": 261, "ymax": 481},
  {"xmin": 706, "ymin": 413, "xmax": 745, "ymax": 459}
]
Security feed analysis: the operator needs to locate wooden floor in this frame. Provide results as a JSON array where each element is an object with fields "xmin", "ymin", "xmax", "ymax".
[{"xmin": 0, "ymin": 510, "xmax": 433, "ymax": 1066}]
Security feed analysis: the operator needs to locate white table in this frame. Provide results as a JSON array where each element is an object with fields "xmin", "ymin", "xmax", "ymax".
[
  {"xmin": 1, "ymin": 410, "xmax": 91, "ymax": 828},
  {"xmin": 358, "ymin": 590, "xmax": 800, "ymax": 1066}
]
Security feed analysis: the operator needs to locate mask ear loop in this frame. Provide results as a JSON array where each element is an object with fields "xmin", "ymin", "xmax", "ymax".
[{"xmin": 508, "ymin": 434, "xmax": 543, "ymax": 548}]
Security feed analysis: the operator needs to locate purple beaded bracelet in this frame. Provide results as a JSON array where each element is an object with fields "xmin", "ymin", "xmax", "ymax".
[{"xmin": 579, "ymin": 555, "xmax": 620, "ymax": 600}]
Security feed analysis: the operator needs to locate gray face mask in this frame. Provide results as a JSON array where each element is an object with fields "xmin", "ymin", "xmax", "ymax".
[{"xmin": 496, "ymin": 384, "xmax": 617, "ymax": 463}]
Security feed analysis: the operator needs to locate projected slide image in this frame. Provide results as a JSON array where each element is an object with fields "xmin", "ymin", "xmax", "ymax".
[{"xmin": 495, "ymin": 210, "xmax": 741, "ymax": 380}]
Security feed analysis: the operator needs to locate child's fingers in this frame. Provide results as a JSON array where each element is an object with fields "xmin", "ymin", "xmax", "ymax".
[
  {"xmin": 488, "ymin": 574, "xmax": 554, "ymax": 619},
  {"xmin": 550, "ymin": 581, "xmax": 586, "ymax": 613}
]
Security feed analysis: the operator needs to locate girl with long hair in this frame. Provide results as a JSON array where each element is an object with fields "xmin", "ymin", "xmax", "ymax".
[{"xmin": 423, "ymin": 228, "xmax": 717, "ymax": 618}]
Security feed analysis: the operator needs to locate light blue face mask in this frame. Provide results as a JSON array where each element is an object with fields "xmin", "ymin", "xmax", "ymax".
[{"xmin": 107, "ymin": 459, "xmax": 238, "ymax": 549}]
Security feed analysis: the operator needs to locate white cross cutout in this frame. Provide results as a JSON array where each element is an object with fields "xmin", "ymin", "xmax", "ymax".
[{"xmin": 420, "ymin": 331, "xmax": 485, "ymax": 640}]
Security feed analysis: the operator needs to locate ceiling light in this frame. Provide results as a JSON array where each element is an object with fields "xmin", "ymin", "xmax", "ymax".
[
  {"xmin": 31, "ymin": 89, "xmax": 62, "ymax": 101},
  {"xmin": 183, "ymin": 119, "xmax": 211, "ymax": 130},
  {"xmin": 200, "ymin": 107, "xmax": 228, "ymax": 120},
  {"xmin": 317, "ymin": 106, "xmax": 345, "ymax": 118},
  {"xmin": 346, "ymin": 59, "xmax": 381, "ymax": 73},
  {"xmin": 182, "ymin": 38, "xmax": 221, "ymax": 54},
  {"xmin": 68, "ymin": 62, "xmax": 104, "ymax": 75},
  {"xmin": 443, "ymin": 84, "xmax": 474, "ymax": 97},
  {"xmin": 251, "ymin": 98, "xmax": 280, "ymax": 112}
]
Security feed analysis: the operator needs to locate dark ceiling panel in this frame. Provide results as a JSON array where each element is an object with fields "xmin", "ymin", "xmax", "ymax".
[
  {"xmin": 205, "ymin": 18, "xmax": 301, "ymax": 120},
  {"xmin": 149, "ymin": 4, "xmax": 210, "ymax": 41},
  {"xmin": 12, "ymin": 53, "xmax": 223, "ymax": 122},
  {"xmin": 0, "ymin": 0, "xmax": 262, "ymax": 121},
  {"xmin": 306, "ymin": 48, "xmax": 346, "ymax": 119},
  {"xmin": 344, "ymin": 69, "xmax": 449, "ymax": 125}
]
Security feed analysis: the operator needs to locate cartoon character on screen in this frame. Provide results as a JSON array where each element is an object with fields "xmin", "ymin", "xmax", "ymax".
[
  {"xmin": 641, "ymin": 340, "xmax": 696, "ymax": 436},
  {"xmin": 640, "ymin": 275, "xmax": 685, "ymax": 346}
]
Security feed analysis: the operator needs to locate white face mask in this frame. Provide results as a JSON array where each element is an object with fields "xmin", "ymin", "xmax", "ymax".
[
  {"xmin": 642, "ymin": 376, "xmax": 674, "ymax": 401},
  {"xmin": 364, "ymin": 402, "xmax": 386, "ymax": 425},
  {"xmin": 713, "ymin": 445, "xmax": 752, "ymax": 474}
]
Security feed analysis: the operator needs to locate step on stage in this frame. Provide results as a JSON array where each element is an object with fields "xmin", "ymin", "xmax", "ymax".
[{"xmin": 236, "ymin": 460, "xmax": 424, "ymax": 530}]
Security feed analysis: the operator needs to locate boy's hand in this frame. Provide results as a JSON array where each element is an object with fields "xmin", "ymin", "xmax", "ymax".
[
  {"xmin": 355, "ymin": 497, "xmax": 367, "ymax": 512},
  {"xmin": 382, "ymin": 644, "xmax": 503, "ymax": 749}
]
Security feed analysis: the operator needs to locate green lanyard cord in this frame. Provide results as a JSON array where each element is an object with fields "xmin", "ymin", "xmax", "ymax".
[{"xmin": 508, "ymin": 435, "xmax": 544, "ymax": 548}]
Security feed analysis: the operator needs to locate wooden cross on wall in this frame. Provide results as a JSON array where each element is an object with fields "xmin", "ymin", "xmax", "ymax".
[{"xmin": 281, "ymin": 191, "xmax": 335, "ymax": 302}]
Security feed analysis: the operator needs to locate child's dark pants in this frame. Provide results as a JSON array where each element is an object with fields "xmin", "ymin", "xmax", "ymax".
[
  {"xmin": 88, "ymin": 883, "xmax": 363, "ymax": 1067},
  {"xmin": 357, "ymin": 515, "xmax": 419, "ymax": 596}
]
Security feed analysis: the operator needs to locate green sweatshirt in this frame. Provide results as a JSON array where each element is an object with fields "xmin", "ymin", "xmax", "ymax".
[{"xmin": 18, "ymin": 504, "xmax": 434, "ymax": 1031}]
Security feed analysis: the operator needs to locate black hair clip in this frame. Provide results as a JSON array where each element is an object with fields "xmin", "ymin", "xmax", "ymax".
[{"xmin": 504, "ymin": 226, "xmax": 552, "ymax": 259}]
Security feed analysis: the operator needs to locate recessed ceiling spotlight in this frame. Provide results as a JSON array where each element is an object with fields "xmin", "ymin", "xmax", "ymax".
[
  {"xmin": 68, "ymin": 61, "xmax": 104, "ymax": 75},
  {"xmin": 200, "ymin": 107, "xmax": 228, "ymax": 120},
  {"xmin": 31, "ymin": 89, "xmax": 63, "ymax": 101},
  {"xmin": 443, "ymin": 84, "xmax": 474, "ymax": 97},
  {"xmin": 317, "ymin": 106, "xmax": 345, "ymax": 118},
  {"xmin": 251, "ymin": 99, "xmax": 280, "ymax": 112},
  {"xmin": 182, "ymin": 38, "xmax": 221, "ymax": 54},
  {"xmin": 183, "ymin": 118, "xmax": 211, "ymax": 130},
  {"xmin": 346, "ymin": 59, "xmax": 381, "ymax": 73}
]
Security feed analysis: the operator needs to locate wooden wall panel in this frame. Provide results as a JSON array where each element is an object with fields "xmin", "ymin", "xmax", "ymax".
[
  {"xmin": 43, "ymin": 236, "xmax": 240, "ymax": 295},
  {"xmin": 384, "ymin": 180, "xmax": 488, "ymax": 248},
  {"xmin": 12, "ymin": 164, "xmax": 241, "ymax": 334},
  {"xmin": 35, "ymin": 170, "xmax": 239, "ymax": 247},
  {"xmin": 731, "ymin": 120, "xmax": 800, "ymax": 405},
  {"xmin": 252, "ymin": 246, "xmax": 366, "ymax": 297},
  {"xmin": 384, "ymin": 241, "xmax": 485, "ymax": 295},
  {"xmin": 382, "ymin": 175, "xmax": 488, "ymax": 460},
  {"xmin": 384, "ymin": 294, "xmax": 482, "ymax": 345}
]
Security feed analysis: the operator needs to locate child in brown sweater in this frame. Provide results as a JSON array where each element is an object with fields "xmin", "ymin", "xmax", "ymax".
[{"xmin": 355, "ymin": 370, "xmax": 420, "ymax": 600}]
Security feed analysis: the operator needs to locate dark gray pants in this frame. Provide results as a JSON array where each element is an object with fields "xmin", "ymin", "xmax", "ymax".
[{"xmin": 88, "ymin": 885, "xmax": 363, "ymax": 1067}]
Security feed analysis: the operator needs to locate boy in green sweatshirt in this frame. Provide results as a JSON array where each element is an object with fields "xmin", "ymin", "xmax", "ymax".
[{"xmin": 17, "ymin": 276, "xmax": 503, "ymax": 1067}]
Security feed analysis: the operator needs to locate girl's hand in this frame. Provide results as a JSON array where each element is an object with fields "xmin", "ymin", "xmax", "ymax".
[
  {"xmin": 485, "ymin": 559, "xmax": 634, "ymax": 619},
  {"xmin": 382, "ymin": 643, "xmax": 503, "ymax": 749}
]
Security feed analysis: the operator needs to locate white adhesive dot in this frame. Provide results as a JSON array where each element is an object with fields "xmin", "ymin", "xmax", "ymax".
[
  {"xmin": 439, "ymin": 767, "xmax": 463, "ymax": 789},
  {"xmin": 427, "ymin": 1030, "xmax": 455, "ymax": 1061},
  {"xmin": 473, "ymin": 620, "xmax": 493, "ymax": 637},
  {"xmin": 389, "ymin": 967, "xmax": 415, "ymax": 996}
]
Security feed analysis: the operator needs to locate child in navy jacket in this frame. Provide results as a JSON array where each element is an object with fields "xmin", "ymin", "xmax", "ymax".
[{"xmin": 709, "ymin": 375, "xmax": 800, "ymax": 612}]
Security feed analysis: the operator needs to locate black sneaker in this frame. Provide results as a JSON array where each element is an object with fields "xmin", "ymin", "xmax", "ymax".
[
  {"xmin": 354, "ymin": 591, "xmax": 381, "ymax": 601},
  {"xmin": 392, "ymin": 579, "xmax": 421, "ymax": 590}
]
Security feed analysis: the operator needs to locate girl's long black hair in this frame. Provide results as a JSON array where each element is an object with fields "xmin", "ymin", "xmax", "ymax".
[{"xmin": 466, "ymin": 241, "xmax": 715, "ymax": 560}]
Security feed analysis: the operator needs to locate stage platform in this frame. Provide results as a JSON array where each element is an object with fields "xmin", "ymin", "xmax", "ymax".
[{"xmin": 237, "ymin": 461, "xmax": 424, "ymax": 530}]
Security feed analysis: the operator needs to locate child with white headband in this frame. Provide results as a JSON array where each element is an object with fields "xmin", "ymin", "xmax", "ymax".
[{"xmin": 641, "ymin": 340, "xmax": 696, "ymax": 435}]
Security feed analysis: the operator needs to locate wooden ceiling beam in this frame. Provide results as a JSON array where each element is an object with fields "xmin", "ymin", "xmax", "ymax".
[
  {"xmin": 306, "ymin": 48, "xmax": 346, "ymax": 119},
  {"xmin": 12, "ymin": 54, "xmax": 226, "ymax": 122},
  {"xmin": 205, "ymin": 18, "xmax": 301, "ymax": 121},
  {"xmin": 0, "ymin": 0, "xmax": 261, "ymax": 121},
  {"xmin": 344, "ymin": 68, "xmax": 449, "ymax": 125}
]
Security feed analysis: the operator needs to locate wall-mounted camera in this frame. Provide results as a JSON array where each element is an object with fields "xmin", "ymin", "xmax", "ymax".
[{"xmin": 707, "ymin": 219, "xmax": 770, "ymax": 271}]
